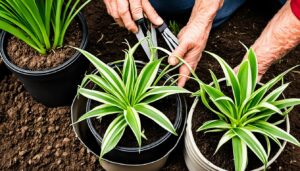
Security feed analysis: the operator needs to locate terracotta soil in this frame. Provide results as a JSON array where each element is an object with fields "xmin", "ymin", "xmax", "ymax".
[
  {"xmin": 0, "ymin": 0, "xmax": 300, "ymax": 170},
  {"xmin": 91, "ymin": 94, "xmax": 178, "ymax": 147},
  {"xmin": 6, "ymin": 22, "xmax": 81, "ymax": 71}
]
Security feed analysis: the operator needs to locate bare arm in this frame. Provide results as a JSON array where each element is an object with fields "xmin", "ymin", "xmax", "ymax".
[
  {"xmin": 169, "ymin": 0, "xmax": 224, "ymax": 87},
  {"xmin": 242, "ymin": 1, "xmax": 300, "ymax": 79}
]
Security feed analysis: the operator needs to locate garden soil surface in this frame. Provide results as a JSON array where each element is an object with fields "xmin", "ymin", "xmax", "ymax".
[{"xmin": 1, "ymin": 0, "xmax": 300, "ymax": 170}]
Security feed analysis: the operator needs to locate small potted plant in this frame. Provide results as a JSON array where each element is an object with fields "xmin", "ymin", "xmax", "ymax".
[
  {"xmin": 0, "ymin": 0, "xmax": 90, "ymax": 106},
  {"xmin": 184, "ymin": 48, "xmax": 300, "ymax": 171},
  {"xmin": 71, "ymin": 40, "xmax": 189, "ymax": 171}
]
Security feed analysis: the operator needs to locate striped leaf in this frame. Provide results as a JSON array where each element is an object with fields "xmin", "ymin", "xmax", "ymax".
[
  {"xmin": 232, "ymin": 136, "xmax": 248, "ymax": 171},
  {"xmin": 206, "ymin": 51, "xmax": 241, "ymax": 106},
  {"xmin": 101, "ymin": 115, "xmax": 127, "ymax": 157},
  {"xmin": 122, "ymin": 52, "xmax": 137, "ymax": 100},
  {"xmin": 201, "ymin": 84, "xmax": 236, "ymax": 121},
  {"xmin": 245, "ymin": 125, "xmax": 282, "ymax": 148},
  {"xmin": 75, "ymin": 48, "xmax": 126, "ymax": 101},
  {"xmin": 253, "ymin": 121, "xmax": 300, "ymax": 147},
  {"xmin": 248, "ymin": 48, "xmax": 258, "ymax": 92},
  {"xmin": 233, "ymin": 128, "xmax": 268, "ymax": 165},
  {"xmin": 262, "ymin": 83, "xmax": 290, "ymax": 103},
  {"xmin": 75, "ymin": 104, "xmax": 122, "ymax": 124},
  {"xmin": 237, "ymin": 60, "xmax": 252, "ymax": 105},
  {"xmin": 197, "ymin": 120, "xmax": 231, "ymax": 132},
  {"xmin": 133, "ymin": 59, "xmax": 162, "ymax": 103},
  {"xmin": 138, "ymin": 86, "xmax": 190, "ymax": 103},
  {"xmin": 124, "ymin": 107, "xmax": 142, "ymax": 147},
  {"xmin": 134, "ymin": 104, "xmax": 177, "ymax": 135},
  {"xmin": 78, "ymin": 88, "xmax": 126, "ymax": 109},
  {"xmin": 215, "ymin": 130, "xmax": 235, "ymax": 154}
]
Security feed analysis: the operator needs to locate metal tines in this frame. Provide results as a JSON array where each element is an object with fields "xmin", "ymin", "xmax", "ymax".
[{"xmin": 135, "ymin": 18, "xmax": 179, "ymax": 59}]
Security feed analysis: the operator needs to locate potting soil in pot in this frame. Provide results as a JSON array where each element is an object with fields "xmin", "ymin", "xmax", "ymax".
[{"xmin": 6, "ymin": 22, "xmax": 82, "ymax": 71}]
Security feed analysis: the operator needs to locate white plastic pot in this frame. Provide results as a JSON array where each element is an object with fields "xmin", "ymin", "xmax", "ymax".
[{"xmin": 184, "ymin": 79, "xmax": 290, "ymax": 171}]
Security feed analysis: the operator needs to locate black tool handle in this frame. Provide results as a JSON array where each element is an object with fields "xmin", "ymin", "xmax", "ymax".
[
  {"xmin": 135, "ymin": 18, "xmax": 148, "ymax": 34},
  {"xmin": 157, "ymin": 22, "xmax": 168, "ymax": 33}
]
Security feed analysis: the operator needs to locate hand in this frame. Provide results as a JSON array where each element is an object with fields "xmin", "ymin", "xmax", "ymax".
[
  {"xmin": 234, "ymin": 1, "xmax": 300, "ymax": 81},
  {"xmin": 168, "ymin": 0, "xmax": 224, "ymax": 87},
  {"xmin": 103, "ymin": 0, "xmax": 163, "ymax": 33}
]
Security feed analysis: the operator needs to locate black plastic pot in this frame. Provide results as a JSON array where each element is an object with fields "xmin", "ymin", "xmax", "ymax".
[
  {"xmin": 85, "ymin": 61, "xmax": 186, "ymax": 164},
  {"xmin": 0, "ymin": 13, "xmax": 89, "ymax": 107},
  {"xmin": 0, "ymin": 31, "xmax": 9, "ymax": 80}
]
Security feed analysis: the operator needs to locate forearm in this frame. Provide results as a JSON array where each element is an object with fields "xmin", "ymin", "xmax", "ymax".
[
  {"xmin": 251, "ymin": 1, "xmax": 300, "ymax": 75},
  {"xmin": 188, "ymin": 0, "xmax": 224, "ymax": 25}
]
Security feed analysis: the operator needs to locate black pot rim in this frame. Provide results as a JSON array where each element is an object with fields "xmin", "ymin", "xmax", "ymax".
[
  {"xmin": 86, "ymin": 61, "xmax": 183, "ymax": 153},
  {"xmin": 0, "ymin": 12, "xmax": 88, "ymax": 76}
]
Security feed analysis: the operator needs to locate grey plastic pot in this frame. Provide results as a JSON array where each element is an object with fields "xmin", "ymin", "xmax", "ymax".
[
  {"xmin": 184, "ymin": 78, "xmax": 290, "ymax": 171},
  {"xmin": 71, "ymin": 94, "xmax": 187, "ymax": 171},
  {"xmin": 71, "ymin": 61, "xmax": 187, "ymax": 171}
]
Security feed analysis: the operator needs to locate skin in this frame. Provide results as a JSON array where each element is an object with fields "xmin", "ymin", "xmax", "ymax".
[
  {"xmin": 103, "ymin": 0, "xmax": 300, "ymax": 86},
  {"xmin": 103, "ymin": 0, "xmax": 163, "ymax": 32},
  {"xmin": 237, "ymin": 1, "xmax": 300, "ymax": 81}
]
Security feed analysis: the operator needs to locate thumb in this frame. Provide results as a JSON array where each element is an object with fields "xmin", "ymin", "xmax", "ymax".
[
  {"xmin": 178, "ymin": 65, "xmax": 191, "ymax": 87},
  {"xmin": 169, "ymin": 42, "xmax": 188, "ymax": 66}
]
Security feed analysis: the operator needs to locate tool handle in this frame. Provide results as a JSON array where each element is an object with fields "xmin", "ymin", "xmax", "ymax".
[{"xmin": 157, "ymin": 22, "xmax": 168, "ymax": 33}]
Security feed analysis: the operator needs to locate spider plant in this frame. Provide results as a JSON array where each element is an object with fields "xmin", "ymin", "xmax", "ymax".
[
  {"xmin": 169, "ymin": 20, "xmax": 180, "ymax": 35},
  {"xmin": 191, "ymin": 48, "xmax": 300, "ymax": 171},
  {"xmin": 0, "ymin": 0, "xmax": 90, "ymax": 54},
  {"xmin": 73, "ymin": 40, "xmax": 190, "ymax": 158}
]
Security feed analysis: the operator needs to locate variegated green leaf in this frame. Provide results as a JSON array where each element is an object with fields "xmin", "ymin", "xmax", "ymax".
[
  {"xmin": 78, "ymin": 87, "xmax": 126, "ymax": 109},
  {"xmin": 134, "ymin": 103, "xmax": 177, "ymax": 135},
  {"xmin": 233, "ymin": 128, "xmax": 268, "ymax": 165},
  {"xmin": 124, "ymin": 107, "xmax": 142, "ymax": 147},
  {"xmin": 232, "ymin": 136, "xmax": 248, "ymax": 171},
  {"xmin": 206, "ymin": 51, "xmax": 241, "ymax": 106},
  {"xmin": 133, "ymin": 59, "xmax": 162, "ymax": 103},
  {"xmin": 101, "ymin": 115, "xmax": 127, "ymax": 157},
  {"xmin": 75, "ymin": 48, "xmax": 126, "ymax": 100},
  {"xmin": 138, "ymin": 86, "xmax": 190, "ymax": 103},
  {"xmin": 197, "ymin": 120, "xmax": 231, "ymax": 132},
  {"xmin": 75, "ymin": 104, "xmax": 122, "ymax": 124},
  {"xmin": 215, "ymin": 130, "xmax": 235, "ymax": 154},
  {"xmin": 253, "ymin": 121, "xmax": 300, "ymax": 147}
]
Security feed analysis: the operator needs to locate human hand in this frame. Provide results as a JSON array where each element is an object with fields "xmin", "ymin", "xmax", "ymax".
[
  {"xmin": 103, "ymin": 0, "xmax": 163, "ymax": 33},
  {"xmin": 234, "ymin": 1, "xmax": 300, "ymax": 81},
  {"xmin": 168, "ymin": 0, "xmax": 224, "ymax": 87}
]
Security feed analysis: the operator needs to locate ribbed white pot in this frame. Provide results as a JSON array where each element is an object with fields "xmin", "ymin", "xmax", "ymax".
[{"xmin": 184, "ymin": 97, "xmax": 290, "ymax": 171}]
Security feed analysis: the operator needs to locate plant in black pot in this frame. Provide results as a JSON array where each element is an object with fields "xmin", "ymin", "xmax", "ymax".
[
  {"xmin": 183, "ymin": 48, "xmax": 300, "ymax": 171},
  {"xmin": 0, "ymin": 0, "xmax": 90, "ymax": 106},
  {"xmin": 73, "ymin": 40, "xmax": 190, "ymax": 171}
]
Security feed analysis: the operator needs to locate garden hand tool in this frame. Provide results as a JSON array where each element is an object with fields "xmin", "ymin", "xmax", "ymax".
[{"xmin": 135, "ymin": 18, "xmax": 179, "ymax": 59}]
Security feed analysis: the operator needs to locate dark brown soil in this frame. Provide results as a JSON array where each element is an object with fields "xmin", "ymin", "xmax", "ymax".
[
  {"xmin": 0, "ymin": 75, "xmax": 99, "ymax": 170},
  {"xmin": 91, "ymin": 95, "xmax": 178, "ymax": 147},
  {"xmin": 0, "ymin": 0, "xmax": 300, "ymax": 170},
  {"xmin": 6, "ymin": 22, "xmax": 82, "ymax": 71}
]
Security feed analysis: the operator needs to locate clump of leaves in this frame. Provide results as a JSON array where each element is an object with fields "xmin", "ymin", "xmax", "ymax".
[
  {"xmin": 169, "ymin": 20, "xmax": 180, "ymax": 35},
  {"xmin": 192, "ymin": 48, "xmax": 300, "ymax": 171},
  {"xmin": 74, "ymin": 40, "xmax": 190, "ymax": 158},
  {"xmin": 0, "ymin": 0, "xmax": 90, "ymax": 54}
]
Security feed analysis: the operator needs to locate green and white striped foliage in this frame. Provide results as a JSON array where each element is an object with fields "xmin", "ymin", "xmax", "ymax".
[
  {"xmin": 74, "ymin": 40, "xmax": 190, "ymax": 158},
  {"xmin": 194, "ymin": 48, "xmax": 300, "ymax": 171}
]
